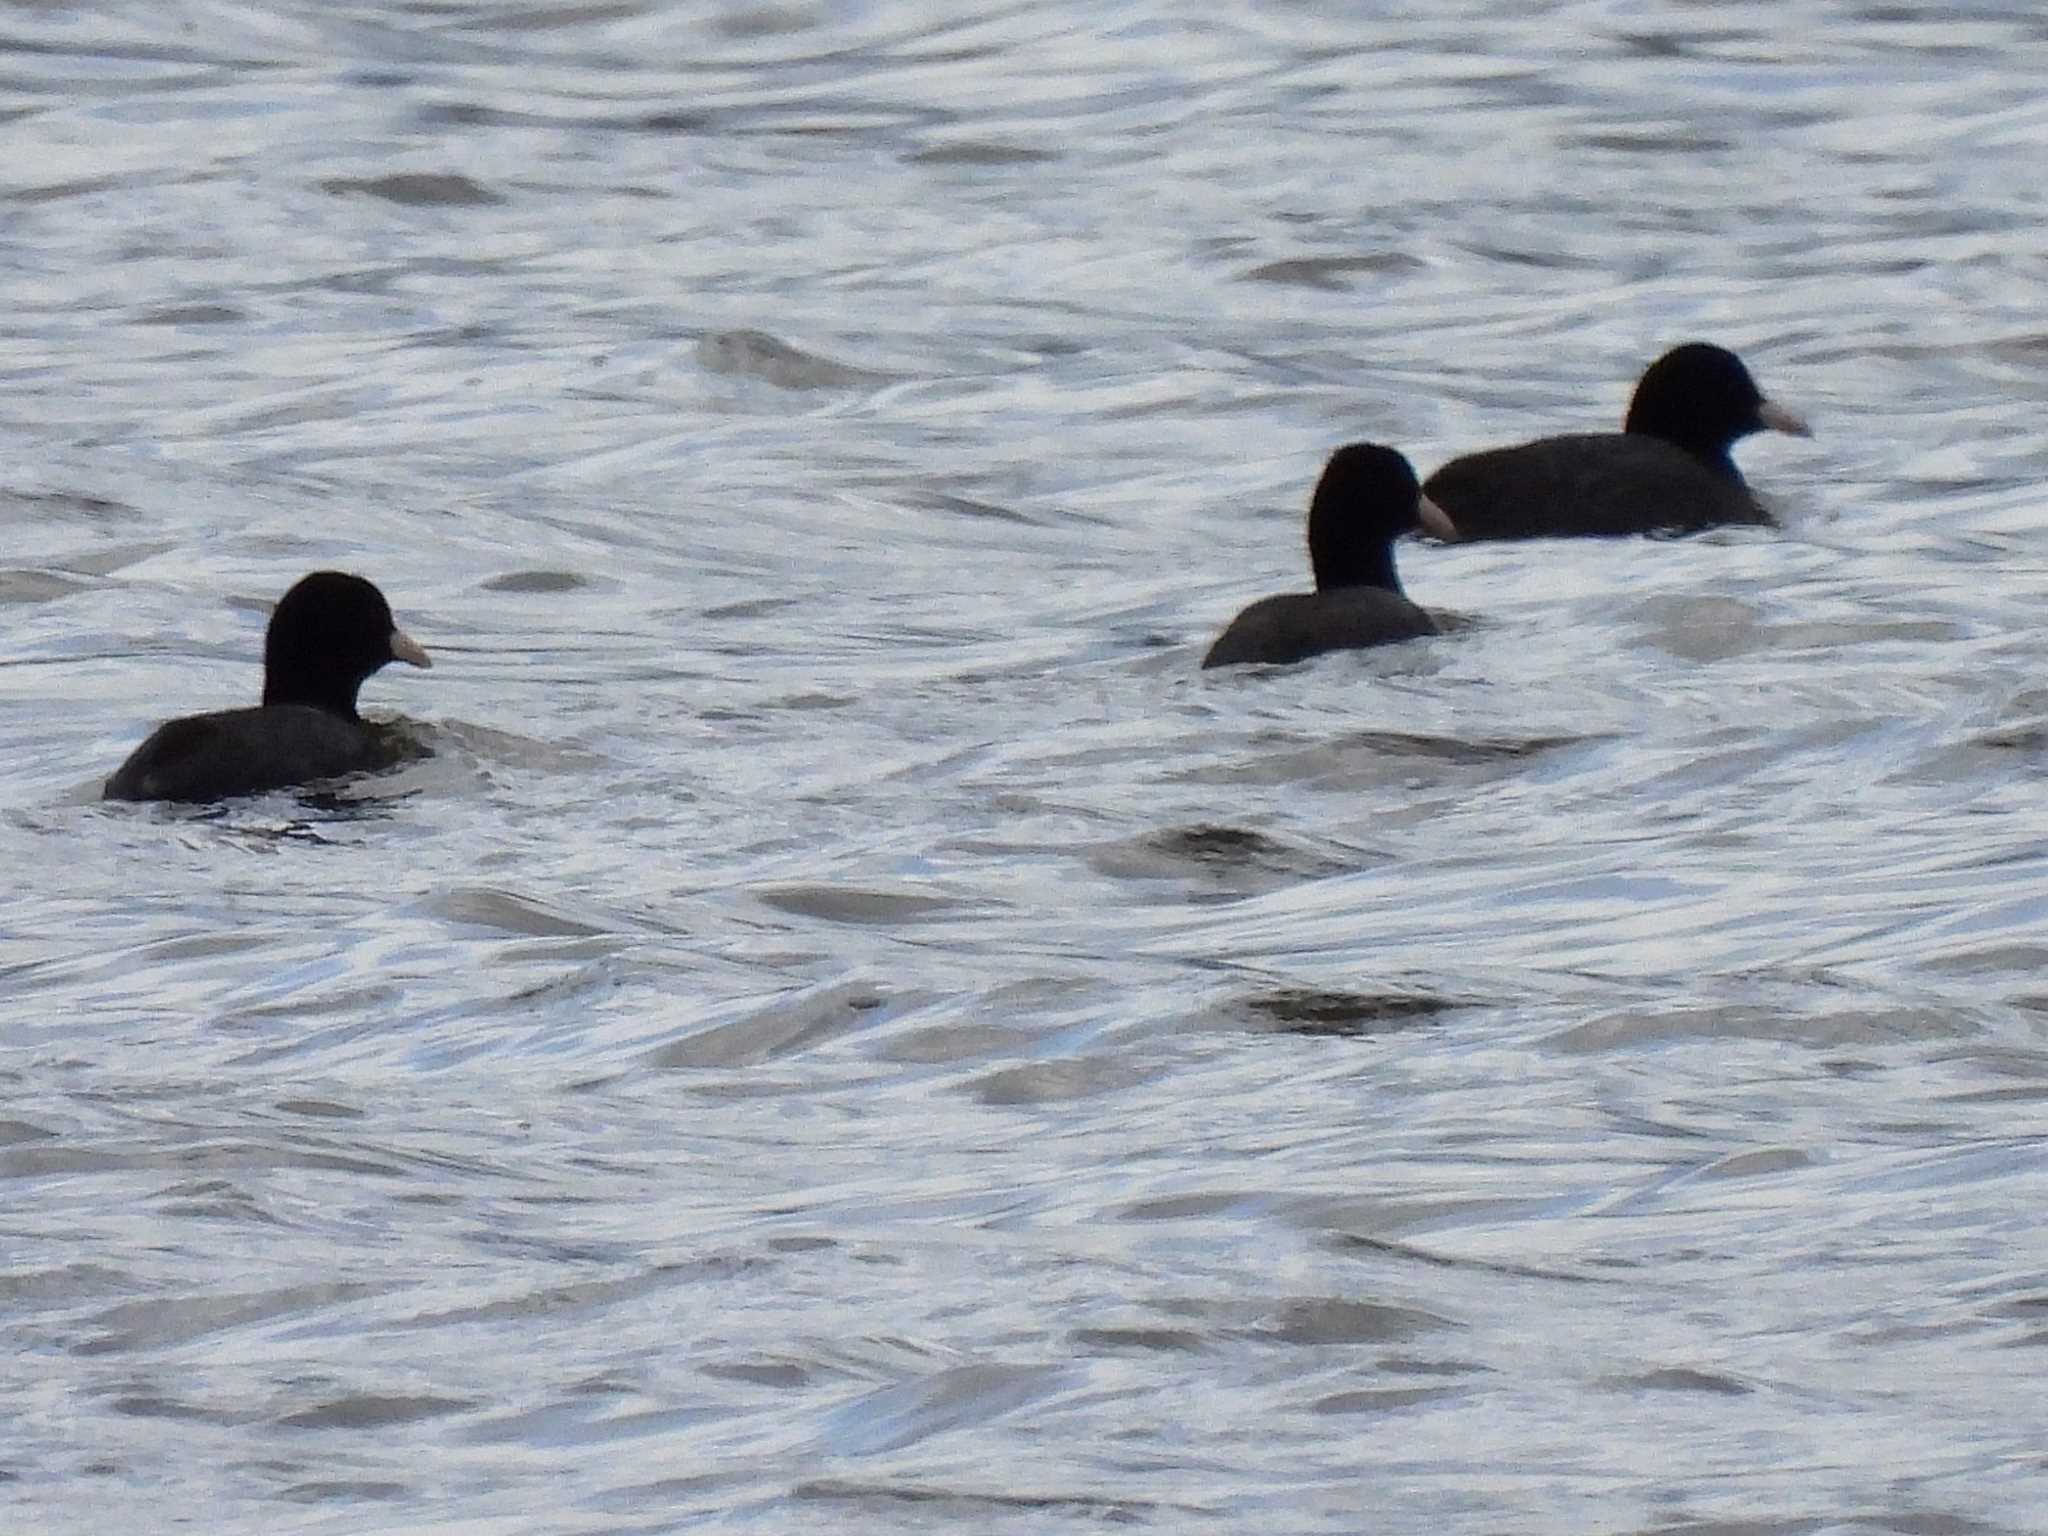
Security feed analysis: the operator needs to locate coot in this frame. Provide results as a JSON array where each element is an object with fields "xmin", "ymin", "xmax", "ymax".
[
  {"xmin": 104, "ymin": 571, "xmax": 432, "ymax": 803},
  {"xmin": 1423, "ymin": 342, "xmax": 1811, "ymax": 540},
  {"xmin": 1203, "ymin": 444, "xmax": 1458, "ymax": 669}
]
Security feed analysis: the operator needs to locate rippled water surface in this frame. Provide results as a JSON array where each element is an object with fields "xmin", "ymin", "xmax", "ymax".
[{"xmin": 8, "ymin": 2, "xmax": 2048, "ymax": 1531}]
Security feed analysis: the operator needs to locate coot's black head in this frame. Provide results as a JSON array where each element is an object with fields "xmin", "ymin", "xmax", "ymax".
[
  {"xmin": 1307, "ymin": 443, "xmax": 1458, "ymax": 593},
  {"xmin": 1623, "ymin": 342, "xmax": 1812, "ymax": 470},
  {"xmin": 261, "ymin": 571, "xmax": 431, "ymax": 718}
]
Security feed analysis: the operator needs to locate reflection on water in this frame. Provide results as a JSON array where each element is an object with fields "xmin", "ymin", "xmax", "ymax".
[{"xmin": 7, "ymin": 2, "xmax": 2048, "ymax": 1532}]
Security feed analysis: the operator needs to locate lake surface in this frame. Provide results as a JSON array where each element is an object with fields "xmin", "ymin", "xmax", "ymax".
[{"xmin": 6, "ymin": 2, "xmax": 2048, "ymax": 1531}]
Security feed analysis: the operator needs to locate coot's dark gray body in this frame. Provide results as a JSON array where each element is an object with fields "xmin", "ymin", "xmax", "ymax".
[
  {"xmin": 1424, "ymin": 432, "xmax": 1772, "ymax": 540},
  {"xmin": 1202, "ymin": 589, "xmax": 1437, "ymax": 669},
  {"xmin": 1203, "ymin": 443, "xmax": 1456, "ymax": 670},
  {"xmin": 1422, "ymin": 343, "xmax": 1809, "ymax": 542},
  {"xmin": 104, "ymin": 571, "xmax": 431, "ymax": 804},
  {"xmin": 104, "ymin": 706, "xmax": 412, "ymax": 803}
]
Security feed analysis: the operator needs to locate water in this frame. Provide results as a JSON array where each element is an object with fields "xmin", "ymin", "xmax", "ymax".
[{"xmin": 6, "ymin": 2, "xmax": 2048, "ymax": 1530}]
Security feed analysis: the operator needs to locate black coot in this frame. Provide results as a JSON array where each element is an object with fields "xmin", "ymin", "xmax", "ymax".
[
  {"xmin": 1422, "ymin": 343, "xmax": 1811, "ymax": 540},
  {"xmin": 1203, "ymin": 444, "xmax": 1458, "ymax": 670},
  {"xmin": 104, "ymin": 571, "xmax": 432, "ymax": 803}
]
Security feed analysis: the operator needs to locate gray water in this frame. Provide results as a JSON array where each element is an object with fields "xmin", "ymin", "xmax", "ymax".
[{"xmin": 6, "ymin": 2, "xmax": 2048, "ymax": 1531}]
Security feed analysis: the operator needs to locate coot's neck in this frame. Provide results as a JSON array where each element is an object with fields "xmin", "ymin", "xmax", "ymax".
[
  {"xmin": 1624, "ymin": 404, "xmax": 1746, "ymax": 482},
  {"xmin": 262, "ymin": 669, "xmax": 364, "ymax": 720},
  {"xmin": 1310, "ymin": 539, "xmax": 1402, "ymax": 596},
  {"xmin": 1639, "ymin": 430, "xmax": 1744, "ymax": 482}
]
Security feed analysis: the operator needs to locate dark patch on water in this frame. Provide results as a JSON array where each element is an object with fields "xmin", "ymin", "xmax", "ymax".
[
  {"xmin": 1086, "ymin": 823, "xmax": 1362, "ymax": 899},
  {"xmin": 278, "ymin": 1394, "xmax": 472, "ymax": 1430},
  {"xmin": 135, "ymin": 304, "xmax": 244, "ymax": 326},
  {"xmin": 795, "ymin": 1478, "xmax": 1171, "ymax": 1523},
  {"xmin": 321, "ymin": 173, "xmax": 504, "ymax": 207},
  {"xmin": 1614, "ymin": 1367, "xmax": 1753, "ymax": 1396},
  {"xmin": 908, "ymin": 141, "xmax": 1058, "ymax": 166},
  {"xmin": 1240, "ymin": 986, "xmax": 1466, "ymax": 1039},
  {"xmin": 696, "ymin": 329, "xmax": 893, "ymax": 389},
  {"xmin": 1242, "ymin": 252, "xmax": 1425, "ymax": 288},
  {"xmin": 481, "ymin": 569, "xmax": 589, "ymax": 593},
  {"xmin": 1310, "ymin": 1385, "xmax": 1459, "ymax": 1413}
]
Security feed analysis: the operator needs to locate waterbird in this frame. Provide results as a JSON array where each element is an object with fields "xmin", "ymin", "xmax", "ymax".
[
  {"xmin": 104, "ymin": 571, "xmax": 432, "ymax": 803},
  {"xmin": 1203, "ymin": 443, "xmax": 1458, "ymax": 669},
  {"xmin": 1422, "ymin": 342, "xmax": 1811, "ymax": 540}
]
